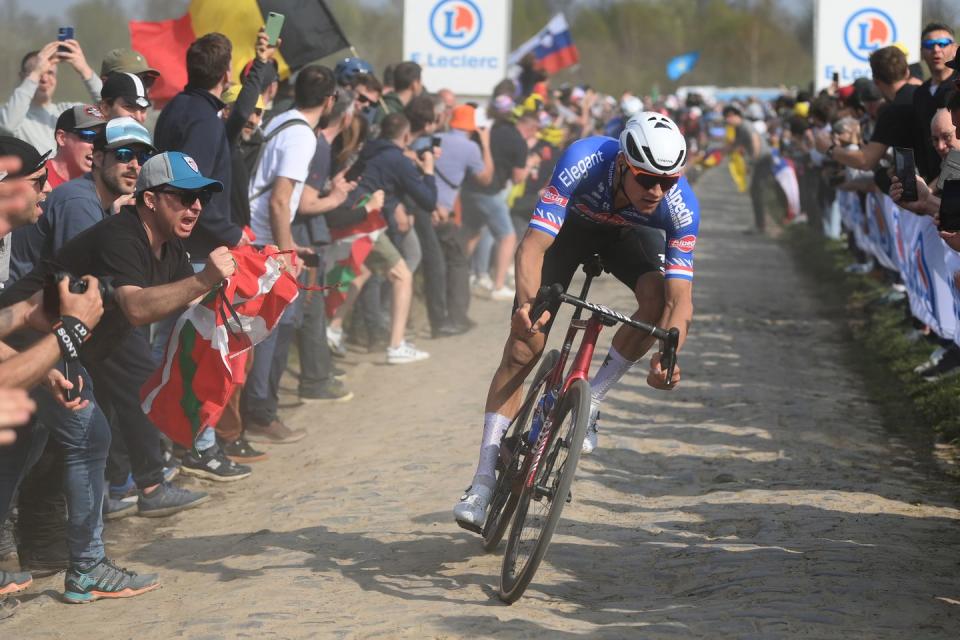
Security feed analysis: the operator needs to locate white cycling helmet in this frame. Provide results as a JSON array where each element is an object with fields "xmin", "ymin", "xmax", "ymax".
[{"xmin": 619, "ymin": 112, "xmax": 687, "ymax": 176}]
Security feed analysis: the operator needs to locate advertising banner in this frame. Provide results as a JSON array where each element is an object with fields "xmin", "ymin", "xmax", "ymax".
[
  {"xmin": 814, "ymin": 0, "xmax": 922, "ymax": 91},
  {"xmin": 403, "ymin": 0, "xmax": 510, "ymax": 96}
]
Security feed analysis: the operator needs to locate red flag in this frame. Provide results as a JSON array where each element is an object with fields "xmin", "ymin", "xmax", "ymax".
[
  {"xmin": 141, "ymin": 247, "xmax": 299, "ymax": 447},
  {"xmin": 129, "ymin": 14, "xmax": 195, "ymax": 106}
]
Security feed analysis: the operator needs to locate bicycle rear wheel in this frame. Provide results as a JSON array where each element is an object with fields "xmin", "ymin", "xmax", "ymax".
[
  {"xmin": 482, "ymin": 349, "xmax": 560, "ymax": 552},
  {"xmin": 498, "ymin": 378, "xmax": 591, "ymax": 603}
]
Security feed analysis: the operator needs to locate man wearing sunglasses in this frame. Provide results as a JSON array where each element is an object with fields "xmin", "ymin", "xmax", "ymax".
[
  {"xmin": 11, "ymin": 117, "xmax": 154, "ymax": 276},
  {"xmin": 45, "ymin": 104, "xmax": 106, "ymax": 190},
  {"xmin": 914, "ymin": 23, "xmax": 960, "ymax": 180},
  {"xmin": 0, "ymin": 151, "xmax": 233, "ymax": 603},
  {"xmin": 453, "ymin": 113, "xmax": 699, "ymax": 529}
]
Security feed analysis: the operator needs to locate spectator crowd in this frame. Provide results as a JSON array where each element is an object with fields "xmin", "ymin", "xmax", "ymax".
[
  {"xmin": 0, "ymin": 25, "xmax": 670, "ymax": 615},
  {"xmin": 2, "ymin": 17, "xmax": 960, "ymax": 619}
]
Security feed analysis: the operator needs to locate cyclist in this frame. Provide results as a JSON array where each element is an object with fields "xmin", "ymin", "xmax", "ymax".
[{"xmin": 454, "ymin": 112, "xmax": 699, "ymax": 529}]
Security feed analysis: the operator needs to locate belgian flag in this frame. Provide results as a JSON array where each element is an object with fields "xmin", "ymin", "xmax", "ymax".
[{"xmin": 130, "ymin": 0, "xmax": 351, "ymax": 105}]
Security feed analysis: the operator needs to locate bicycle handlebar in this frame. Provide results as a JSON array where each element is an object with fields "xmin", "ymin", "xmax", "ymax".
[{"xmin": 530, "ymin": 284, "xmax": 681, "ymax": 383}]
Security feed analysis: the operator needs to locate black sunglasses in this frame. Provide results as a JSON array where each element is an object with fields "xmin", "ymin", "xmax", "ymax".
[
  {"xmin": 632, "ymin": 171, "xmax": 680, "ymax": 192},
  {"xmin": 156, "ymin": 188, "xmax": 213, "ymax": 207},
  {"xmin": 28, "ymin": 171, "xmax": 47, "ymax": 191},
  {"xmin": 356, "ymin": 93, "xmax": 373, "ymax": 105},
  {"xmin": 113, "ymin": 147, "xmax": 154, "ymax": 165}
]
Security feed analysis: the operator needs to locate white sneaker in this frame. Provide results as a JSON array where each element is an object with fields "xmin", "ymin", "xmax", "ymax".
[
  {"xmin": 471, "ymin": 274, "xmax": 494, "ymax": 298},
  {"xmin": 913, "ymin": 346, "xmax": 947, "ymax": 374},
  {"xmin": 453, "ymin": 484, "xmax": 493, "ymax": 528},
  {"xmin": 581, "ymin": 404, "xmax": 599, "ymax": 455},
  {"xmin": 386, "ymin": 341, "xmax": 430, "ymax": 364},
  {"xmin": 326, "ymin": 327, "xmax": 347, "ymax": 357},
  {"xmin": 490, "ymin": 286, "xmax": 516, "ymax": 302}
]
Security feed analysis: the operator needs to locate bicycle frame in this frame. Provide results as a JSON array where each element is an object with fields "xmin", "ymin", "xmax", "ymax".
[{"xmin": 525, "ymin": 262, "xmax": 605, "ymax": 489}]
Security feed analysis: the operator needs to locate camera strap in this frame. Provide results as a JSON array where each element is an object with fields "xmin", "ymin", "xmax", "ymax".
[{"xmin": 52, "ymin": 316, "xmax": 91, "ymax": 362}]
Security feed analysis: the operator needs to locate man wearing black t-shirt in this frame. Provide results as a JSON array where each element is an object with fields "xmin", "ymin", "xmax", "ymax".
[
  {"xmin": 461, "ymin": 111, "xmax": 537, "ymax": 300},
  {"xmin": 0, "ymin": 151, "xmax": 235, "ymax": 604},
  {"xmin": 816, "ymin": 46, "xmax": 918, "ymax": 171},
  {"xmin": 914, "ymin": 23, "xmax": 959, "ymax": 180}
]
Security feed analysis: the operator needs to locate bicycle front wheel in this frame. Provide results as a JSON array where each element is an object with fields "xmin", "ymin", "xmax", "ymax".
[
  {"xmin": 499, "ymin": 378, "xmax": 591, "ymax": 604},
  {"xmin": 482, "ymin": 349, "xmax": 560, "ymax": 552}
]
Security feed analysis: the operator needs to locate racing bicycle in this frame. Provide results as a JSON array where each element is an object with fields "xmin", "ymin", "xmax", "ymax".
[{"xmin": 472, "ymin": 255, "xmax": 679, "ymax": 603}]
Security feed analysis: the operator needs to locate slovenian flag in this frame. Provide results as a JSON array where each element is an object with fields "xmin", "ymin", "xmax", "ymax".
[
  {"xmin": 509, "ymin": 13, "xmax": 579, "ymax": 75},
  {"xmin": 129, "ymin": 0, "xmax": 351, "ymax": 106},
  {"xmin": 666, "ymin": 51, "xmax": 699, "ymax": 81}
]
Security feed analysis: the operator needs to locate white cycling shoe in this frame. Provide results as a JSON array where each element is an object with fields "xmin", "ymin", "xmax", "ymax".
[
  {"xmin": 453, "ymin": 484, "xmax": 493, "ymax": 529},
  {"xmin": 581, "ymin": 405, "xmax": 599, "ymax": 455}
]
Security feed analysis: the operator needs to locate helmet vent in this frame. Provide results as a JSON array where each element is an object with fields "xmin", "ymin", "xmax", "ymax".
[
  {"xmin": 625, "ymin": 135, "xmax": 645, "ymax": 163},
  {"xmin": 653, "ymin": 122, "xmax": 671, "ymax": 129}
]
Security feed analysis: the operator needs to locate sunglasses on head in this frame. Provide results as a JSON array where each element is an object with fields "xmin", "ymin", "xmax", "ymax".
[
  {"xmin": 71, "ymin": 128, "xmax": 99, "ymax": 143},
  {"xmin": 922, "ymin": 37, "xmax": 955, "ymax": 50},
  {"xmin": 113, "ymin": 147, "xmax": 153, "ymax": 164},
  {"xmin": 632, "ymin": 170, "xmax": 679, "ymax": 192},
  {"xmin": 156, "ymin": 188, "xmax": 213, "ymax": 207}
]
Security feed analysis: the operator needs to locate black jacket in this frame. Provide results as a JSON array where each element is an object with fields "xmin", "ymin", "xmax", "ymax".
[
  {"xmin": 358, "ymin": 138, "xmax": 437, "ymax": 231},
  {"xmin": 913, "ymin": 72, "xmax": 959, "ymax": 181},
  {"xmin": 155, "ymin": 87, "xmax": 243, "ymax": 259}
]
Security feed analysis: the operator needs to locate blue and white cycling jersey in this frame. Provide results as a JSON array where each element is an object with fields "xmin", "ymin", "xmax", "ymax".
[{"xmin": 528, "ymin": 136, "xmax": 700, "ymax": 282}]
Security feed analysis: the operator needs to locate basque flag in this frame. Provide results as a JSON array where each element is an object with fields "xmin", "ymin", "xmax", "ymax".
[
  {"xmin": 509, "ymin": 13, "xmax": 579, "ymax": 75},
  {"xmin": 666, "ymin": 51, "xmax": 699, "ymax": 81},
  {"xmin": 130, "ymin": 0, "xmax": 350, "ymax": 106}
]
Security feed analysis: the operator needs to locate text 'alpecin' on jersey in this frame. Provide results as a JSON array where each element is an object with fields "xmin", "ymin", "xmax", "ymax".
[{"xmin": 528, "ymin": 136, "xmax": 700, "ymax": 282}]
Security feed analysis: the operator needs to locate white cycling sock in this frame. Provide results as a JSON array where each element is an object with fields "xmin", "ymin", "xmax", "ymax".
[
  {"xmin": 473, "ymin": 412, "xmax": 511, "ymax": 489},
  {"xmin": 590, "ymin": 346, "xmax": 636, "ymax": 405}
]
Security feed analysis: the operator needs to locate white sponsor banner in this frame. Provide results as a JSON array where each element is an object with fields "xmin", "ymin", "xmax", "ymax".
[
  {"xmin": 944, "ymin": 250, "xmax": 960, "ymax": 346},
  {"xmin": 403, "ymin": 0, "xmax": 510, "ymax": 97},
  {"xmin": 814, "ymin": 0, "xmax": 922, "ymax": 91}
]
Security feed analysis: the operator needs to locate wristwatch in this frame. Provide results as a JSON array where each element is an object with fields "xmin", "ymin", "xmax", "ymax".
[{"xmin": 825, "ymin": 144, "xmax": 836, "ymax": 159}]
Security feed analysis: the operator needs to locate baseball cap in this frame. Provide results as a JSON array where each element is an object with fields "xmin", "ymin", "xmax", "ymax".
[
  {"xmin": 97, "ymin": 117, "xmax": 155, "ymax": 152},
  {"xmin": 136, "ymin": 152, "xmax": 223, "ymax": 193},
  {"xmin": 102, "ymin": 72, "xmax": 151, "ymax": 109},
  {"xmin": 449, "ymin": 104, "xmax": 476, "ymax": 132},
  {"xmin": 221, "ymin": 84, "xmax": 266, "ymax": 110},
  {"xmin": 55, "ymin": 104, "xmax": 106, "ymax": 133},
  {"xmin": 0, "ymin": 136, "xmax": 50, "ymax": 179},
  {"xmin": 853, "ymin": 78, "xmax": 883, "ymax": 105},
  {"xmin": 100, "ymin": 48, "xmax": 160, "ymax": 80}
]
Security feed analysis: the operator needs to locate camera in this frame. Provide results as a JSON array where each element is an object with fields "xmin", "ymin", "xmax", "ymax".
[
  {"xmin": 409, "ymin": 135, "xmax": 438, "ymax": 159},
  {"xmin": 43, "ymin": 271, "xmax": 114, "ymax": 318}
]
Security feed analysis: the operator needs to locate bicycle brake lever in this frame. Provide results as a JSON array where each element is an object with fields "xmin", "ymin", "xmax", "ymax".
[
  {"xmin": 663, "ymin": 327, "xmax": 680, "ymax": 385},
  {"xmin": 529, "ymin": 283, "xmax": 563, "ymax": 328}
]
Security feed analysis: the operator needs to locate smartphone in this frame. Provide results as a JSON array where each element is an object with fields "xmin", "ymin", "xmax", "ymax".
[
  {"xmin": 57, "ymin": 27, "xmax": 74, "ymax": 54},
  {"xmin": 345, "ymin": 158, "xmax": 366, "ymax": 183},
  {"xmin": 431, "ymin": 134, "xmax": 442, "ymax": 148},
  {"xmin": 264, "ymin": 12, "xmax": 284, "ymax": 46},
  {"xmin": 894, "ymin": 147, "xmax": 918, "ymax": 202},
  {"xmin": 939, "ymin": 180, "xmax": 960, "ymax": 232},
  {"xmin": 832, "ymin": 71, "xmax": 840, "ymax": 84}
]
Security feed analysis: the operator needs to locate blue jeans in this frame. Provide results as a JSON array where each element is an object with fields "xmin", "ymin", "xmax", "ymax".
[
  {"xmin": 241, "ymin": 289, "xmax": 301, "ymax": 425},
  {"xmin": 0, "ymin": 365, "xmax": 110, "ymax": 570}
]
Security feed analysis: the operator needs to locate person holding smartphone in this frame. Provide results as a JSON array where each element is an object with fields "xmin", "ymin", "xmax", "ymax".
[{"xmin": 0, "ymin": 36, "xmax": 103, "ymax": 155}]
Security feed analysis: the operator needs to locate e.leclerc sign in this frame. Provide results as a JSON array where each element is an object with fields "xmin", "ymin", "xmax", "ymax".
[
  {"xmin": 403, "ymin": 0, "xmax": 510, "ymax": 96},
  {"xmin": 814, "ymin": 0, "xmax": 921, "ymax": 91}
]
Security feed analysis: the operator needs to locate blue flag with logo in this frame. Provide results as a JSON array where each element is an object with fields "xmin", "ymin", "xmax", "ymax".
[{"xmin": 666, "ymin": 51, "xmax": 699, "ymax": 81}]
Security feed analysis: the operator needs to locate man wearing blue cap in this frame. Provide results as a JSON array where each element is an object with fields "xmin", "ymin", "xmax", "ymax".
[{"xmin": 0, "ymin": 151, "xmax": 235, "ymax": 604}]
